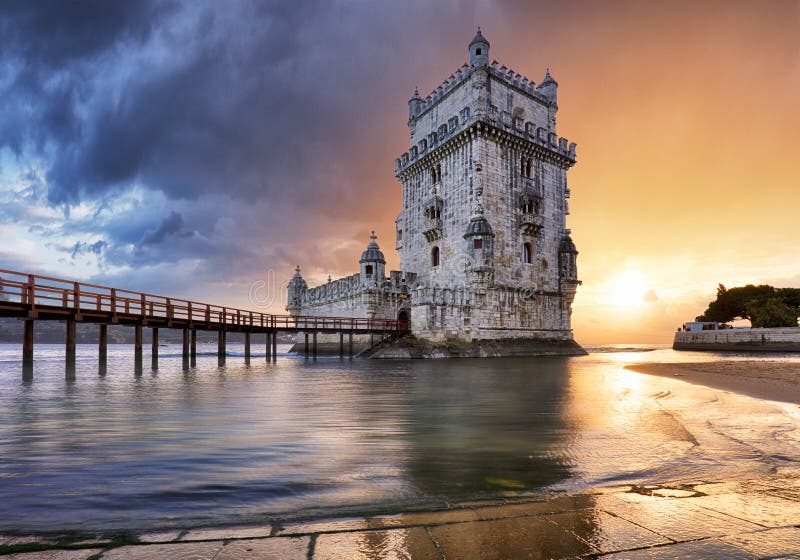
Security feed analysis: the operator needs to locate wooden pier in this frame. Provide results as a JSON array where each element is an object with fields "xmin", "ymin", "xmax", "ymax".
[{"xmin": 0, "ymin": 268, "xmax": 407, "ymax": 373}]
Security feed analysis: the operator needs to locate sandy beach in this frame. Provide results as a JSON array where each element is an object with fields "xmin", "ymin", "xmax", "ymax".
[{"xmin": 626, "ymin": 361, "xmax": 800, "ymax": 405}]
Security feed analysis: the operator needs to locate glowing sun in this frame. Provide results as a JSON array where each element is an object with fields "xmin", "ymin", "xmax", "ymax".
[{"xmin": 607, "ymin": 270, "xmax": 648, "ymax": 307}]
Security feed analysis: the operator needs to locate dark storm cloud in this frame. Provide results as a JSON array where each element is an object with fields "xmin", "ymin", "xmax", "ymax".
[
  {"xmin": 139, "ymin": 211, "xmax": 192, "ymax": 246},
  {"xmin": 1, "ymin": 0, "xmax": 436, "ymax": 207},
  {"xmin": 0, "ymin": 0, "xmax": 482, "ymax": 295}
]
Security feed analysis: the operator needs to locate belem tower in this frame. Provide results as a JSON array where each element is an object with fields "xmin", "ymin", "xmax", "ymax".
[{"xmin": 286, "ymin": 30, "xmax": 583, "ymax": 357}]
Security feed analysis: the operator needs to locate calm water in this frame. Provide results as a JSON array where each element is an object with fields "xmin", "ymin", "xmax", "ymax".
[{"xmin": 1, "ymin": 343, "xmax": 799, "ymax": 533}]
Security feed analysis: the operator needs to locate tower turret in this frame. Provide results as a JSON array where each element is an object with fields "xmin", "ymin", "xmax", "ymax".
[
  {"xmin": 558, "ymin": 235, "xmax": 578, "ymax": 280},
  {"xmin": 408, "ymin": 87, "xmax": 423, "ymax": 121},
  {"xmin": 537, "ymin": 68, "xmax": 558, "ymax": 104},
  {"xmin": 463, "ymin": 214, "xmax": 495, "ymax": 294},
  {"xmin": 286, "ymin": 265, "xmax": 307, "ymax": 317},
  {"xmin": 359, "ymin": 231, "xmax": 386, "ymax": 285},
  {"xmin": 469, "ymin": 28, "xmax": 490, "ymax": 67}
]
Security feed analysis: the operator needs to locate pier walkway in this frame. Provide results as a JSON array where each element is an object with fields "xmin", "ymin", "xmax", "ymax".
[{"xmin": 0, "ymin": 268, "xmax": 407, "ymax": 369}]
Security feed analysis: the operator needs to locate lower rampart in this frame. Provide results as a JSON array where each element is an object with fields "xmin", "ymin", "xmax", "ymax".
[{"xmin": 674, "ymin": 327, "xmax": 800, "ymax": 352}]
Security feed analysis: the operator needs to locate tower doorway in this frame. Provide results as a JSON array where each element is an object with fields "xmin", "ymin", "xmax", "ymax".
[{"xmin": 397, "ymin": 309, "xmax": 410, "ymax": 330}]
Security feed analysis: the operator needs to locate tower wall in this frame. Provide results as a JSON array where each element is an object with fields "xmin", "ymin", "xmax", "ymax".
[{"xmin": 395, "ymin": 32, "xmax": 580, "ymax": 345}]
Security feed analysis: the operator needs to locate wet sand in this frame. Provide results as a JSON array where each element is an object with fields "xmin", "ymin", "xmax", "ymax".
[{"xmin": 626, "ymin": 361, "xmax": 800, "ymax": 405}]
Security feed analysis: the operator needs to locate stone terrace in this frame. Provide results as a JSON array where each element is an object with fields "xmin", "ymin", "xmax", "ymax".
[{"xmin": 2, "ymin": 474, "xmax": 800, "ymax": 559}]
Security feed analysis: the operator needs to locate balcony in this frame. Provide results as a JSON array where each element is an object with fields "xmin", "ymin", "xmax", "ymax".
[
  {"xmin": 520, "ymin": 214, "xmax": 544, "ymax": 236},
  {"xmin": 423, "ymin": 217, "xmax": 443, "ymax": 242}
]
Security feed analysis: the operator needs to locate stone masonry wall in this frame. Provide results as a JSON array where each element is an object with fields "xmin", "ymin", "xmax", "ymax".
[{"xmin": 674, "ymin": 328, "xmax": 800, "ymax": 351}]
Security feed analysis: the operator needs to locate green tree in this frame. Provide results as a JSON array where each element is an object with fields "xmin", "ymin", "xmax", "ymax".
[
  {"xmin": 696, "ymin": 284, "xmax": 775, "ymax": 323},
  {"xmin": 696, "ymin": 284, "xmax": 800, "ymax": 326},
  {"xmin": 747, "ymin": 297, "xmax": 798, "ymax": 328}
]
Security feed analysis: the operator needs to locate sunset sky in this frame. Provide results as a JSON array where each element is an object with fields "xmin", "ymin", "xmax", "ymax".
[{"xmin": 1, "ymin": 1, "xmax": 799, "ymax": 343}]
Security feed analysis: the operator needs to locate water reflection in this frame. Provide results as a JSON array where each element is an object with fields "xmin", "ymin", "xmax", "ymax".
[
  {"xmin": 404, "ymin": 358, "xmax": 574, "ymax": 495},
  {"xmin": 0, "ymin": 344, "xmax": 798, "ymax": 534}
]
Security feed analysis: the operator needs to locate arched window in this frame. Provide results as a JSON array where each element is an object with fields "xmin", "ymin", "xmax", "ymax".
[
  {"xmin": 473, "ymin": 238, "xmax": 483, "ymax": 249},
  {"xmin": 523, "ymin": 243, "xmax": 532, "ymax": 264},
  {"xmin": 365, "ymin": 265, "xmax": 373, "ymax": 276},
  {"xmin": 431, "ymin": 246, "xmax": 440, "ymax": 267}
]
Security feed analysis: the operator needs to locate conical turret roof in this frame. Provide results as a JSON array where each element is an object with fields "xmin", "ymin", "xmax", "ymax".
[
  {"xmin": 469, "ymin": 27, "xmax": 490, "ymax": 48},
  {"xmin": 359, "ymin": 231, "xmax": 386, "ymax": 264}
]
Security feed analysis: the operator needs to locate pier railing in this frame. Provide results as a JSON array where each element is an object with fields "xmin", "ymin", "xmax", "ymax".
[{"xmin": 0, "ymin": 268, "xmax": 405, "ymax": 333}]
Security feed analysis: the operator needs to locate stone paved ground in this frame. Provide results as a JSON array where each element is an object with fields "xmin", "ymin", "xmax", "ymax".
[{"xmin": 2, "ymin": 474, "xmax": 800, "ymax": 559}]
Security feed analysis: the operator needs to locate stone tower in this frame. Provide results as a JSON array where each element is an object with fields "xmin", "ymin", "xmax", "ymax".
[{"xmin": 394, "ymin": 29, "xmax": 581, "ymax": 347}]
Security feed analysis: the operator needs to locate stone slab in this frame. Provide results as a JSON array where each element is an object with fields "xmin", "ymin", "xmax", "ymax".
[
  {"xmin": 691, "ymin": 492, "xmax": 800, "ymax": 527},
  {"xmin": 99, "ymin": 541, "xmax": 224, "ymax": 559},
  {"xmin": 596, "ymin": 494, "xmax": 761, "ymax": 541},
  {"xmin": 313, "ymin": 528, "xmax": 441, "ymax": 559},
  {"xmin": 278, "ymin": 517, "xmax": 367, "ymax": 536},
  {"xmin": 368, "ymin": 508, "xmax": 480, "ymax": 529},
  {"xmin": 473, "ymin": 494, "xmax": 594, "ymax": 520},
  {"xmin": 429, "ymin": 516, "xmax": 594, "ymax": 560},
  {"xmin": 215, "ymin": 537, "xmax": 309, "ymax": 559},
  {"xmin": 137, "ymin": 530, "xmax": 182, "ymax": 543},
  {"xmin": 598, "ymin": 539, "xmax": 753, "ymax": 559},
  {"xmin": 180, "ymin": 525, "xmax": 270, "ymax": 541},
  {"xmin": 721, "ymin": 526, "xmax": 800, "ymax": 558},
  {"xmin": 2, "ymin": 551, "xmax": 104, "ymax": 560},
  {"xmin": 547, "ymin": 510, "xmax": 670, "ymax": 553}
]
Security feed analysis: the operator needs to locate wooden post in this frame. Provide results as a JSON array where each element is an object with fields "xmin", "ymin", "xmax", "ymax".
[
  {"xmin": 98, "ymin": 324, "xmax": 107, "ymax": 375},
  {"xmin": 190, "ymin": 329, "xmax": 197, "ymax": 360},
  {"xmin": 244, "ymin": 332, "xmax": 251, "ymax": 363},
  {"xmin": 134, "ymin": 324, "xmax": 143, "ymax": 373},
  {"xmin": 66, "ymin": 319, "xmax": 76, "ymax": 363},
  {"xmin": 304, "ymin": 332, "xmax": 309, "ymax": 357},
  {"xmin": 134, "ymin": 324, "xmax": 142, "ymax": 357},
  {"xmin": 265, "ymin": 331, "xmax": 271, "ymax": 360},
  {"xmin": 73, "ymin": 283, "xmax": 81, "ymax": 319},
  {"xmin": 182, "ymin": 328, "xmax": 189, "ymax": 359},
  {"xmin": 312, "ymin": 331, "xmax": 318, "ymax": 359},
  {"xmin": 151, "ymin": 327, "xmax": 159, "ymax": 370},
  {"xmin": 23, "ymin": 319, "xmax": 34, "ymax": 364},
  {"xmin": 99, "ymin": 324, "xmax": 107, "ymax": 361},
  {"xmin": 218, "ymin": 329, "xmax": 226, "ymax": 364},
  {"xmin": 339, "ymin": 332, "xmax": 344, "ymax": 357},
  {"xmin": 348, "ymin": 332, "xmax": 353, "ymax": 357},
  {"xmin": 27, "ymin": 274, "xmax": 36, "ymax": 318},
  {"xmin": 272, "ymin": 330, "xmax": 277, "ymax": 361},
  {"xmin": 180, "ymin": 327, "xmax": 189, "ymax": 370}
]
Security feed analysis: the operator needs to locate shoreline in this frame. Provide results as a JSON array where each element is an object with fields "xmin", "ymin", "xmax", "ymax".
[
  {"xmin": 626, "ymin": 361, "xmax": 800, "ymax": 405},
  {"xmin": 2, "ymin": 474, "xmax": 798, "ymax": 559}
]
